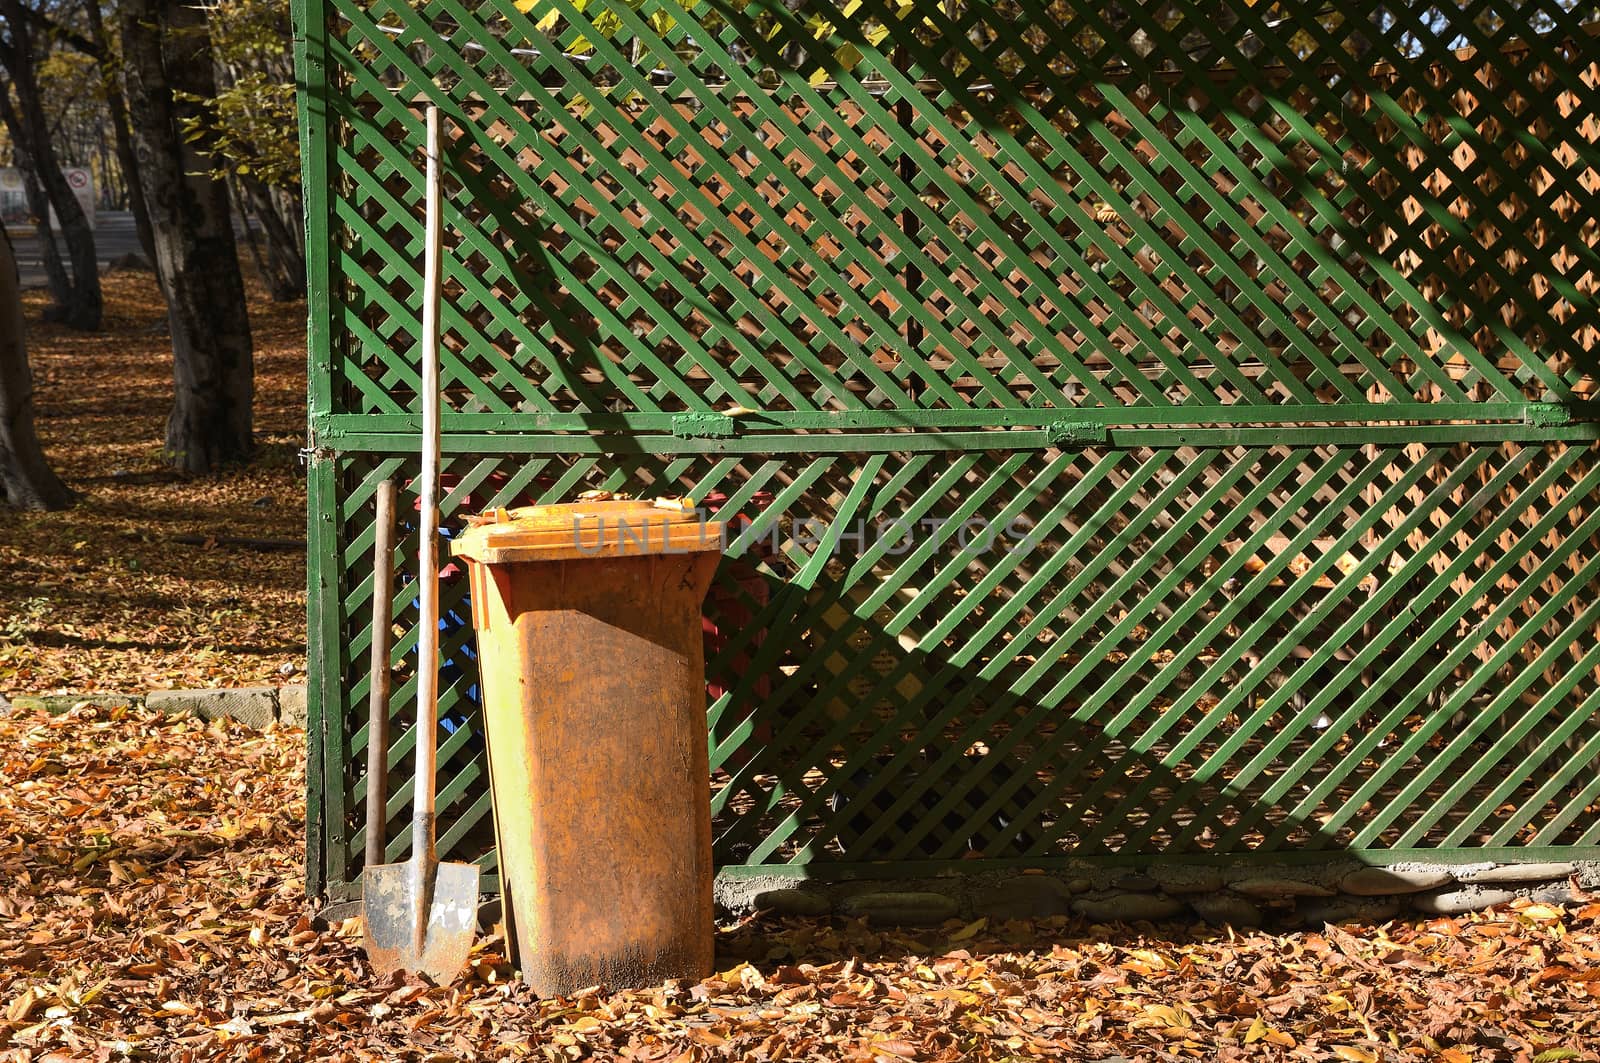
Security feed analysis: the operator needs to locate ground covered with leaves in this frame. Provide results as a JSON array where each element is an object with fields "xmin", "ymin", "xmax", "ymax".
[
  {"xmin": 2, "ymin": 701, "xmax": 1597, "ymax": 1062},
  {"xmin": 0, "ymin": 272, "xmax": 307, "ymax": 694}
]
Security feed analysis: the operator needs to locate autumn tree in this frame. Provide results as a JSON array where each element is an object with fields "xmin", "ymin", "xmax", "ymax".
[
  {"xmin": 197, "ymin": 0, "xmax": 305, "ymax": 301},
  {"xmin": 80, "ymin": 0, "xmax": 156, "ymax": 262},
  {"xmin": 0, "ymin": 0, "xmax": 103, "ymax": 329},
  {"xmin": 119, "ymin": 0, "xmax": 255, "ymax": 472},
  {"xmin": 0, "ymin": 222, "xmax": 72, "ymax": 509}
]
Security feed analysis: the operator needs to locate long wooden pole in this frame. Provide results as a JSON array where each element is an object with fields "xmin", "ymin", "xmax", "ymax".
[
  {"xmin": 411, "ymin": 105, "xmax": 444, "ymax": 960},
  {"xmin": 364, "ymin": 478, "xmax": 397, "ymax": 870}
]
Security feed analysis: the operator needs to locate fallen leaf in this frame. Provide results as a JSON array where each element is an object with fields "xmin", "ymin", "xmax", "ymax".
[
  {"xmin": 1331, "ymin": 1047, "xmax": 1377, "ymax": 1062},
  {"xmin": 948, "ymin": 918, "xmax": 988, "ymax": 942}
]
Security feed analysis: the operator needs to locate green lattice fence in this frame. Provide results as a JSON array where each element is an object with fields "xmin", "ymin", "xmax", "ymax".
[{"xmin": 294, "ymin": 0, "xmax": 1600, "ymax": 899}]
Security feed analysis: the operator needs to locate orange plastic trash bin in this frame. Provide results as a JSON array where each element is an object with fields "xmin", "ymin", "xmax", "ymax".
[{"xmin": 451, "ymin": 500, "xmax": 724, "ymax": 995}]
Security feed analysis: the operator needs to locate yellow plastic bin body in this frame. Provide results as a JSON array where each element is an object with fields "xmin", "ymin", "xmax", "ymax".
[{"xmin": 452, "ymin": 500, "xmax": 724, "ymax": 995}]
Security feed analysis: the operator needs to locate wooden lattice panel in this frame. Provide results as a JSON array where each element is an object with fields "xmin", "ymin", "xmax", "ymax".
[
  {"xmin": 319, "ymin": 0, "xmax": 1598, "ymax": 420},
  {"xmin": 311, "ymin": 438, "xmax": 1600, "ymax": 889},
  {"xmin": 296, "ymin": 0, "xmax": 1600, "ymax": 897}
]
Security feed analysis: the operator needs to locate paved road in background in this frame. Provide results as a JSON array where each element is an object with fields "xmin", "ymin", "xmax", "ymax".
[{"xmin": 4, "ymin": 212, "xmax": 143, "ymax": 290}]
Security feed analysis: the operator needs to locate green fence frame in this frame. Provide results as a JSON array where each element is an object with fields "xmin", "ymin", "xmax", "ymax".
[{"xmin": 295, "ymin": 0, "xmax": 1600, "ymax": 900}]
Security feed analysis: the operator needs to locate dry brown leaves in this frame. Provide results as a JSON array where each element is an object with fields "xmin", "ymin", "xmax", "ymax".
[
  {"xmin": 0, "ymin": 272, "xmax": 307, "ymax": 694},
  {"xmin": 2, "ymin": 702, "xmax": 1599, "ymax": 1062}
]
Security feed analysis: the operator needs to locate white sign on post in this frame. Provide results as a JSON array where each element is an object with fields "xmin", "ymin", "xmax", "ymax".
[{"xmin": 0, "ymin": 167, "xmax": 97, "ymax": 230}]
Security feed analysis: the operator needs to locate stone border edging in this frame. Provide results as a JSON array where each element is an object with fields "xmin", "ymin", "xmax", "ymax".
[
  {"xmin": 2, "ymin": 685, "xmax": 308, "ymax": 728},
  {"xmin": 717, "ymin": 858, "xmax": 1600, "ymax": 927}
]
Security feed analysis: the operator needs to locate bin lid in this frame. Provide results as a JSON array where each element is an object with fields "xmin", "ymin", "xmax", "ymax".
[{"xmin": 450, "ymin": 499, "xmax": 725, "ymax": 563}]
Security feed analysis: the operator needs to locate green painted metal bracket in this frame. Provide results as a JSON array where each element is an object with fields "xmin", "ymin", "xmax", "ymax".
[
  {"xmin": 671, "ymin": 413, "xmax": 738, "ymax": 438},
  {"xmin": 1045, "ymin": 421, "xmax": 1109, "ymax": 446},
  {"xmin": 1525, "ymin": 403, "xmax": 1574, "ymax": 427}
]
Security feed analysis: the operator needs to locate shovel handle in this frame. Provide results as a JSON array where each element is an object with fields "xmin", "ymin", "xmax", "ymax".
[
  {"xmin": 414, "ymin": 105, "xmax": 445, "ymax": 955},
  {"xmin": 366, "ymin": 479, "xmax": 398, "ymax": 871}
]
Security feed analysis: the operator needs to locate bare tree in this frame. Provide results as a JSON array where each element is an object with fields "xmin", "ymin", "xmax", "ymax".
[
  {"xmin": 0, "ymin": 222, "xmax": 72, "ymax": 510},
  {"xmin": 119, "ymin": 0, "xmax": 254, "ymax": 472}
]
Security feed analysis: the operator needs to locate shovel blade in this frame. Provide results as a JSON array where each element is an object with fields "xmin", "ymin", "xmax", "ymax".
[{"xmin": 362, "ymin": 860, "xmax": 480, "ymax": 982}]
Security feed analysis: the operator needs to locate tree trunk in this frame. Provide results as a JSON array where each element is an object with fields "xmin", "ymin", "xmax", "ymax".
[
  {"xmin": 0, "ymin": 0, "xmax": 103, "ymax": 330},
  {"xmin": 0, "ymin": 95, "xmax": 73, "ymax": 306},
  {"xmin": 119, "ymin": 0, "xmax": 255, "ymax": 473},
  {"xmin": 239, "ymin": 176, "xmax": 305, "ymax": 301},
  {"xmin": 0, "ymin": 224, "xmax": 72, "ymax": 510},
  {"xmin": 273, "ymin": 186, "xmax": 305, "ymax": 260},
  {"xmin": 81, "ymin": 0, "xmax": 158, "ymax": 266},
  {"xmin": 226, "ymin": 173, "xmax": 274, "ymax": 291}
]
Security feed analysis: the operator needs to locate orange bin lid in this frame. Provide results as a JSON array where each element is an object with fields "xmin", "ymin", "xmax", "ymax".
[{"xmin": 451, "ymin": 499, "xmax": 726, "ymax": 564}]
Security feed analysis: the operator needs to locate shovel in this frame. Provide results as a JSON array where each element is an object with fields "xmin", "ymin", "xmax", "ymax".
[{"xmin": 363, "ymin": 105, "xmax": 480, "ymax": 983}]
